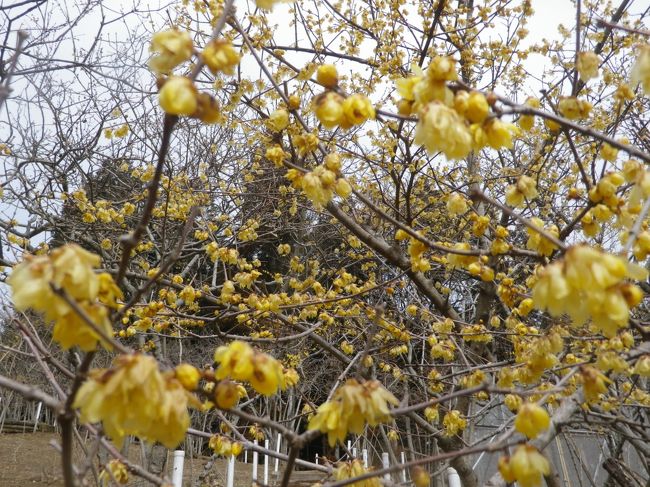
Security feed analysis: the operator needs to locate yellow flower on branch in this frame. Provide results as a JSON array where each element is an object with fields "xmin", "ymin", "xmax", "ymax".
[
  {"xmin": 214, "ymin": 340, "xmax": 287, "ymax": 396},
  {"xmin": 148, "ymin": 29, "xmax": 193, "ymax": 74},
  {"xmin": 498, "ymin": 445, "xmax": 550, "ymax": 487},
  {"xmin": 308, "ymin": 379, "xmax": 398, "ymax": 446},
  {"xmin": 514, "ymin": 403, "xmax": 550, "ymax": 439},
  {"xmin": 74, "ymin": 354, "xmax": 191, "ymax": 448}
]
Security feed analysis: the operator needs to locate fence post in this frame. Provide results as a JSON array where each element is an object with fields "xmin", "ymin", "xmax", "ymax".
[
  {"xmin": 252, "ymin": 440, "xmax": 258, "ymax": 482},
  {"xmin": 382, "ymin": 452, "xmax": 390, "ymax": 481},
  {"xmin": 33, "ymin": 401, "xmax": 42, "ymax": 433},
  {"xmin": 400, "ymin": 452, "xmax": 407, "ymax": 482},
  {"xmin": 274, "ymin": 433, "xmax": 282, "ymax": 473},
  {"xmin": 447, "ymin": 467, "xmax": 461, "ymax": 487},
  {"xmin": 362, "ymin": 449, "xmax": 368, "ymax": 468},
  {"xmin": 226, "ymin": 455, "xmax": 235, "ymax": 487},
  {"xmin": 172, "ymin": 450, "xmax": 185, "ymax": 487},
  {"xmin": 264, "ymin": 439, "xmax": 269, "ymax": 485}
]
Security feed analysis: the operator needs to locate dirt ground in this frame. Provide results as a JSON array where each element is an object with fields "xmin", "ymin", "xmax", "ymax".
[{"xmin": 0, "ymin": 432, "xmax": 322, "ymax": 486}]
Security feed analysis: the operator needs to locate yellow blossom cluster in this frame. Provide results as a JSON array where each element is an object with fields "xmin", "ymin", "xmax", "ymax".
[
  {"xmin": 150, "ymin": 30, "xmax": 240, "ymax": 122},
  {"xmin": 209, "ymin": 435, "xmax": 243, "ymax": 457},
  {"xmin": 74, "ymin": 354, "xmax": 192, "ymax": 448},
  {"xmin": 398, "ymin": 56, "xmax": 517, "ymax": 159},
  {"xmin": 631, "ymin": 44, "xmax": 650, "ymax": 95},
  {"xmin": 99, "ymin": 460, "xmax": 128, "ymax": 485},
  {"xmin": 532, "ymin": 245, "xmax": 646, "ymax": 337},
  {"xmin": 8, "ymin": 244, "xmax": 122, "ymax": 351},
  {"xmin": 442, "ymin": 410, "xmax": 467, "ymax": 436},
  {"xmin": 505, "ymin": 175, "xmax": 537, "ymax": 208},
  {"xmin": 214, "ymin": 340, "xmax": 288, "ymax": 396},
  {"xmin": 308, "ymin": 379, "xmax": 398, "ymax": 446},
  {"xmin": 499, "ymin": 445, "xmax": 550, "ymax": 487},
  {"xmin": 285, "ymin": 154, "xmax": 352, "ymax": 207},
  {"xmin": 514, "ymin": 403, "xmax": 550, "ymax": 439},
  {"xmin": 334, "ymin": 460, "xmax": 381, "ymax": 487}
]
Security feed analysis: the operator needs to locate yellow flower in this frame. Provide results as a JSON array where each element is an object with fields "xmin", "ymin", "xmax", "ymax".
[
  {"xmin": 340, "ymin": 94, "xmax": 375, "ymax": 128},
  {"xmin": 214, "ymin": 341, "xmax": 287, "ymax": 396},
  {"xmin": 193, "ymin": 92, "xmax": 221, "ymax": 124},
  {"xmin": 465, "ymin": 92, "xmax": 489, "ymax": 123},
  {"xmin": 631, "ymin": 44, "xmax": 650, "ymax": 95},
  {"xmin": 202, "ymin": 40, "xmax": 240, "ymax": 75},
  {"xmin": 175, "ymin": 363, "xmax": 201, "ymax": 391},
  {"xmin": 265, "ymin": 144, "xmax": 287, "ymax": 167},
  {"xmin": 424, "ymin": 406, "xmax": 439, "ymax": 423},
  {"xmin": 580, "ymin": 366, "xmax": 611, "ymax": 402},
  {"xmin": 412, "ymin": 466, "xmax": 430, "ymax": 487},
  {"xmin": 267, "ymin": 109, "xmax": 290, "ymax": 132},
  {"xmin": 215, "ymin": 379, "xmax": 242, "ymax": 409},
  {"xmin": 317, "ymin": 64, "xmax": 338, "ymax": 88},
  {"xmin": 633, "ymin": 355, "xmax": 650, "ymax": 376},
  {"xmin": 514, "ymin": 403, "xmax": 550, "ymax": 439},
  {"xmin": 427, "ymin": 56, "xmax": 458, "ymax": 82},
  {"xmin": 335, "ymin": 178, "xmax": 352, "ymax": 198},
  {"xmin": 505, "ymin": 175, "xmax": 537, "ymax": 207},
  {"xmin": 74, "ymin": 354, "xmax": 191, "ymax": 448},
  {"xmin": 558, "ymin": 97, "xmax": 592, "ymax": 120},
  {"xmin": 148, "ymin": 29, "xmax": 193, "ymax": 74},
  {"xmin": 99, "ymin": 460, "xmax": 128, "ymax": 485},
  {"xmin": 53, "ymin": 302, "xmax": 113, "ymax": 351},
  {"xmin": 335, "ymin": 460, "xmax": 381, "ymax": 487},
  {"xmin": 249, "ymin": 353, "xmax": 286, "ymax": 396},
  {"xmin": 577, "ymin": 51, "xmax": 599, "ymax": 81},
  {"xmin": 159, "ymin": 76, "xmax": 198, "ymax": 116},
  {"xmin": 308, "ymin": 379, "xmax": 398, "ymax": 446},
  {"xmin": 442, "ymin": 410, "xmax": 467, "ymax": 436},
  {"xmin": 447, "ymin": 193, "xmax": 468, "ymax": 216},
  {"xmin": 482, "ymin": 118, "xmax": 517, "ymax": 149},
  {"xmin": 214, "ymin": 340, "xmax": 255, "ymax": 381},
  {"xmin": 313, "ymin": 92, "xmax": 344, "ymax": 128},
  {"xmin": 414, "ymin": 102, "xmax": 472, "ymax": 160},
  {"xmin": 499, "ymin": 445, "xmax": 550, "ymax": 487}
]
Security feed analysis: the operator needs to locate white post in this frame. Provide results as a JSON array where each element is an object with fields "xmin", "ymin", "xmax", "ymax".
[
  {"xmin": 274, "ymin": 433, "xmax": 282, "ymax": 473},
  {"xmin": 352, "ymin": 447, "xmax": 357, "ymax": 459},
  {"xmin": 33, "ymin": 401, "xmax": 42, "ymax": 433},
  {"xmin": 226, "ymin": 455, "xmax": 235, "ymax": 487},
  {"xmin": 315, "ymin": 453, "xmax": 319, "ymax": 465},
  {"xmin": 382, "ymin": 452, "xmax": 390, "ymax": 481},
  {"xmin": 172, "ymin": 450, "xmax": 185, "ymax": 487},
  {"xmin": 347, "ymin": 440, "xmax": 352, "ymax": 459},
  {"xmin": 252, "ymin": 440, "xmax": 259, "ymax": 482},
  {"xmin": 362, "ymin": 449, "xmax": 368, "ymax": 468},
  {"xmin": 400, "ymin": 452, "xmax": 407, "ymax": 482},
  {"xmin": 244, "ymin": 449, "xmax": 248, "ymax": 464},
  {"xmin": 447, "ymin": 467, "xmax": 461, "ymax": 487},
  {"xmin": 264, "ymin": 439, "xmax": 270, "ymax": 485}
]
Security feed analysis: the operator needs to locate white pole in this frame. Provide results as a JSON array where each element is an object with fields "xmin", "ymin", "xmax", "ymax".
[
  {"xmin": 382, "ymin": 452, "xmax": 390, "ymax": 481},
  {"xmin": 347, "ymin": 440, "xmax": 352, "ymax": 459},
  {"xmin": 226, "ymin": 455, "xmax": 235, "ymax": 487},
  {"xmin": 252, "ymin": 440, "xmax": 258, "ymax": 482},
  {"xmin": 264, "ymin": 439, "xmax": 269, "ymax": 485},
  {"xmin": 352, "ymin": 447, "xmax": 357, "ymax": 459},
  {"xmin": 315, "ymin": 453, "xmax": 319, "ymax": 465},
  {"xmin": 400, "ymin": 452, "xmax": 407, "ymax": 482},
  {"xmin": 33, "ymin": 401, "xmax": 42, "ymax": 433},
  {"xmin": 172, "ymin": 450, "xmax": 185, "ymax": 487},
  {"xmin": 362, "ymin": 449, "xmax": 368, "ymax": 468},
  {"xmin": 274, "ymin": 433, "xmax": 282, "ymax": 473},
  {"xmin": 244, "ymin": 449, "xmax": 248, "ymax": 464},
  {"xmin": 447, "ymin": 467, "xmax": 461, "ymax": 487}
]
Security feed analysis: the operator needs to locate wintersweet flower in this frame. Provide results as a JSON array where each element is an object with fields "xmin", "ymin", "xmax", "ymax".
[
  {"xmin": 201, "ymin": 40, "xmax": 240, "ymax": 75},
  {"xmin": 159, "ymin": 76, "xmax": 198, "ymax": 116},
  {"xmin": 514, "ymin": 403, "xmax": 550, "ymax": 439},
  {"xmin": 631, "ymin": 44, "xmax": 650, "ymax": 95},
  {"xmin": 148, "ymin": 29, "xmax": 193, "ymax": 74},
  {"xmin": 74, "ymin": 354, "xmax": 191, "ymax": 448},
  {"xmin": 308, "ymin": 379, "xmax": 398, "ymax": 446},
  {"xmin": 499, "ymin": 445, "xmax": 550, "ymax": 487},
  {"xmin": 577, "ymin": 51, "xmax": 599, "ymax": 81},
  {"xmin": 442, "ymin": 410, "xmax": 467, "ymax": 436},
  {"xmin": 414, "ymin": 102, "xmax": 473, "ymax": 159},
  {"xmin": 317, "ymin": 64, "xmax": 338, "ymax": 88}
]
